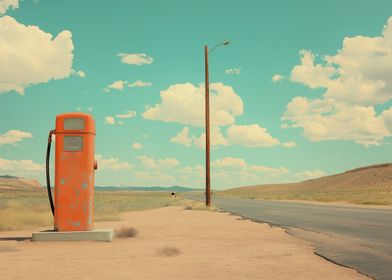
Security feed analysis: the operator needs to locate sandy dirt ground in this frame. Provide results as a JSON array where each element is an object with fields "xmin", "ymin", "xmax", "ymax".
[{"xmin": 0, "ymin": 207, "xmax": 370, "ymax": 280}]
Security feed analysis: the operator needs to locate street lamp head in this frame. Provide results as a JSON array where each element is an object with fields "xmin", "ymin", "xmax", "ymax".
[{"xmin": 223, "ymin": 40, "xmax": 230, "ymax": 46}]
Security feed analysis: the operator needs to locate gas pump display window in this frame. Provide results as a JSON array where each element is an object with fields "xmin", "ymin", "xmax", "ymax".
[
  {"xmin": 64, "ymin": 118, "xmax": 85, "ymax": 130},
  {"xmin": 63, "ymin": 136, "xmax": 83, "ymax": 151}
]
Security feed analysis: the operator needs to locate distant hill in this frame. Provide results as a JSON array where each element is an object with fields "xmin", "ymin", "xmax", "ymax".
[
  {"xmin": 95, "ymin": 185, "xmax": 201, "ymax": 192},
  {"xmin": 220, "ymin": 163, "xmax": 392, "ymax": 205},
  {"xmin": 0, "ymin": 175, "xmax": 42, "ymax": 190}
]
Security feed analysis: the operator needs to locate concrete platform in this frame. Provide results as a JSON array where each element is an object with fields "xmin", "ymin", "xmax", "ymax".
[{"xmin": 32, "ymin": 229, "xmax": 114, "ymax": 242}]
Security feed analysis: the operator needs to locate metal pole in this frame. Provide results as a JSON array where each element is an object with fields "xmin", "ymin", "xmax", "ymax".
[{"xmin": 204, "ymin": 45, "xmax": 211, "ymax": 207}]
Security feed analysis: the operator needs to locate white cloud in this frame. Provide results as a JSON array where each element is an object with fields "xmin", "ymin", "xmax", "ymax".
[
  {"xmin": 282, "ymin": 141, "xmax": 297, "ymax": 148},
  {"xmin": 282, "ymin": 97, "xmax": 389, "ymax": 146},
  {"xmin": 72, "ymin": 70, "xmax": 86, "ymax": 78},
  {"xmin": 106, "ymin": 80, "xmax": 126, "ymax": 91},
  {"xmin": 227, "ymin": 124, "xmax": 280, "ymax": 147},
  {"xmin": 105, "ymin": 80, "xmax": 152, "ymax": 91},
  {"xmin": 291, "ymin": 50, "xmax": 337, "ymax": 89},
  {"xmin": 171, "ymin": 124, "xmax": 292, "ymax": 150},
  {"xmin": 170, "ymin": 127, "xmax": 192, "ymax": 147},
  {"xmin": 296, "ymin": 170, "xmax": 326, "ymax": 180},
  {"xmin": 136, "ymin": 156, "xmax": 180, "ymax": 169},
  {"xmin": 143, "ymin": 82, "xmax": 243, "ymax": 127},
  {"xmin": 0, "ymin": 0, "xmax": 18, "ymax": 15},
  {"xmin": 95, "ymin": 155, "xmax": 134, "ymax": 171},
  {"xmin": 118, "ymin": 53, "xmax": 153, "ymax": 65},
  {"xmin": 115, "ymin": 110, "xmax": 136, "ymax": 119},
  {"xmin": 272, "ymin": 74, "xmax": 285, "ymax": 83},
  {"xmin": 282, "ymin": 17, "xmax": 392, "ymax": 146},
  {"xmin": 211, "ymin": 157, "xmax": 290, "ymax": 187},
  {"xmin": 0, "ymin": 16, "xmax": 74, "ymax": 94},
  {"xmin": 248, "ymin": 165, "xmax": 289, "ymax": 175},
  {"xmin": 105, "ymin": 116, "xmax": 115, "ymax": 125},
  {"xmin": 194, "ymin": 126, "xmax": 228, "ymax": 149},
  {"xmin": 132, "ymin": 142, "xmax": 143, "ymax": 150},
  {"xmin": 128, "ymin": 80, "xmax": 152, "ymax": 88},
  {"xmin": 105, "ymin": 110, "xmax": 137, "ymax": 125},
  {"xmin": 225, "ymin": 68, "xmax": 241, "ymax": 75},
  {"xmin": 383, "ymin": 107, "xmax": 392, "ymax": 132},
  {"xmin": 0, "ymin": 156, "xmax": 44, "ymax": 174},
  {"xmin": 212, "ymin": 157, "xmax": 246, "ymax": 169},
  {"xmin": 0, "ymin": 130, "xmax": 32, "ymax": 146}
]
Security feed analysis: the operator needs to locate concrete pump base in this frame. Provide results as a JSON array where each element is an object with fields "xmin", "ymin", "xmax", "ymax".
[{"xmin": 32, "ymin": 229, "xmax": 114, "ymax": 242}]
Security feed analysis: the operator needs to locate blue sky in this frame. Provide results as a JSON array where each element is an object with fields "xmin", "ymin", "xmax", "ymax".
[{"xmin": 1, "ymin": 0, "xmax": 392, "ymax": 189}]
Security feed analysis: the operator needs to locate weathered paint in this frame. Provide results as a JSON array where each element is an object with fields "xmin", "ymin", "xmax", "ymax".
[
  {"xmin": 54, "ymin": 113, "xmax": 96, "ymax": 231},
  {"xmin": 88, "ymin": 198, "xmax": 93, "ymax": 225}
]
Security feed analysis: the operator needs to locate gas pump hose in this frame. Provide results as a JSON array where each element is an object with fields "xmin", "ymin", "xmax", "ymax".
[{"xmin": 46, "ymin": 130, "xmax": 55, "ymax": 216}]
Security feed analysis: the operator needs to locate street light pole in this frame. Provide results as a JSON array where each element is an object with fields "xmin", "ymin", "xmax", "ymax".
[
  {"xmin": 204, "ymin": 45, "xmax": 211, "ymax": 206},
  {"xmin": 204, "ymin": 41, "xmax": 230, "ymax": 207}
]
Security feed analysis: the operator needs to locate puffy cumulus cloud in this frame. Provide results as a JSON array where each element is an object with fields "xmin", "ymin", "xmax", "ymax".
[
  {"xmin": 105, "ymin": 116, "xmax": 115, "ymax": 125},
  {"xmin": 383, "ymin": 107, "xmax": 392, "ymax": 132},
  {"xmin": 172, "ymin": 124, "xmax": 292, "ymax": 150},
  {"xmin": 296, "ymin": 169, "xmax": 326, "ymax": 180},
  {"xmin": 118, "ymin": 53, "xmax": 153, "ymax": 65},
  {"xmin": 0, "ymin": 16, "xmax": 74, "ymax": 94},
  {"xmin": 105, "ymin": 80, "xmax": 152, "ymax": 91},
  {"xmin": 105, "ymin": 110, "xmax": 136, "ymax": 125},
  {"xmin": 194, "ymin": 126, "xmax": 228, "ymax": 149},
  {"xmin": 115, "ymin": 110, "xmax": 136, "ymax": 119},
  {"xmin": 136, "ymin": 156, "xmax": 180, "ymax": 169},
  {"xmin": 105, "ymin": 80, "xmax": 126, "ymax": 91},
  {"xmin": 95, "ymin": 155, "xmax": 134, "ymax": 171},
  {"xmin": 0, "ymin": 130, "xmax": 32, "ymax": 146},
  {"xmin": 132, "ymin": 142, "xmax": 143, "ymax": 150},
  {"xmin": 170, "ymin": 127, "xmax": 192, "ymax": 147},
  {"xmin": 291, "ymin": 50, "xmax": 337, "ymax": 89},
  {"xmin": 282, "ymin": 141, "xmax": 297, "ymax": 148},
  {"xmin": 0, "ymin": 0, "xmax": 18, "ymax": 15},
  {"xmin": 282, "ymin": 97, "xmax": 389, "ymax": 147},
  {"xmin": 0, "ymin": 156, "xmax": 44, "ymax": 174},
  {"xmin": 291, "ymin": 17, "xmax": 392, "ymax": 106},
  {"xmin": 226, "ymin": 124, "xmax": 280, "ymax": 147},
  {"xmin": 71, "ymin": 70, "xmax": 86, "ymax": 78},
  {"xmin": 272, "ymin": 74, "xmax": 285, "ymax": 83},
  {"xmin": 225, "ymin": 68, "xmax": 241, "ymax": 75},
  {"xmin": 283, "ymin": 17, "xmax": 392, "ymax": 146},
  {"xmin": 128, "ymin": 80, "xmax": 152, "ymax": 88},
  {"xmin": 291, "ymin": 49, "xmax": 388, "ymax": 105},
  {"xmin": 143, "ymin": 82, "xmax": 243, "ymax": 127}
]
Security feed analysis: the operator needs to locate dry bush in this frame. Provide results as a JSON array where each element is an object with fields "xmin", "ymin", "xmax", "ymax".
[
  {"xmin": 0, "ymin": 201, "xmax": 52, "ymax": 231},
  {"xmin": 183, "ymin": 200, "xmax": 218, "ymax": 211},
  {"xmin": 158, "ymin": 246, "xmax": 181, "ymax": 257},
  {"xmin": 115, "ymin": 226, "xmax": 138, "ymax": 238}
]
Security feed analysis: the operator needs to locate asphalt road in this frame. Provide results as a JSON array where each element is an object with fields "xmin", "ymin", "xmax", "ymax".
[{"xmin": 186, "ymin": 194, "xmax": 392, "ymax": 280}]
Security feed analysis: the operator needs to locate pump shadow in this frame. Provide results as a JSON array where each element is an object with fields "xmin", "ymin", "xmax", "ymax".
[{"xmin": 0, "ymin": 237, "xmax": 31, "ymax": 242}]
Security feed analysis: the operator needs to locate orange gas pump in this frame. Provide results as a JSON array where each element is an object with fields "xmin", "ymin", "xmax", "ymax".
[{"xmin": 46, "ymin": 113, "xmax": 98, "ymax": 231}]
